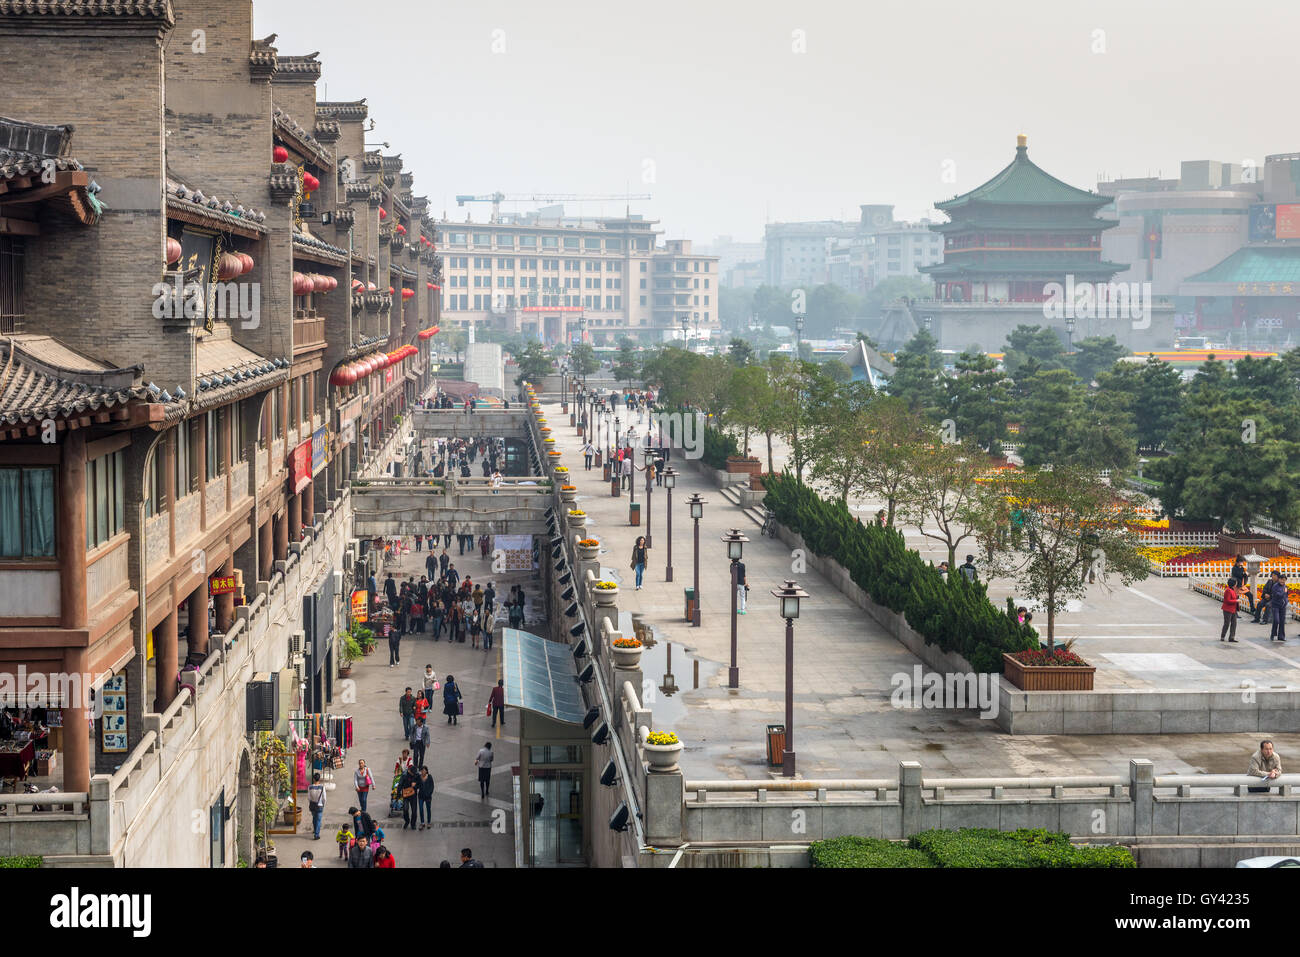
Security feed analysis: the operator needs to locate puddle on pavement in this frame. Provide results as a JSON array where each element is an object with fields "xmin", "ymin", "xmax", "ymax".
[{"xmin": 617, "ymin": 610, "xmax": 721, "ymax": 727}]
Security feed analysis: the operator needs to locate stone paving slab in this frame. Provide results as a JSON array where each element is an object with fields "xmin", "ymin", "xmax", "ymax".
[{"xmin": 550, "ymin": 401, "xmax": 1300, "ymax": 783}]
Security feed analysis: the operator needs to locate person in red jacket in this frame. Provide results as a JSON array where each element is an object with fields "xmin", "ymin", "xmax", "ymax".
[
  {"xmin": 488, "ymin": 679, "xmax": 505, "ymax": 728},
  {"xmin": 374, "ymin": 845, "xmax": 396, "ymax": 868},
  {"xmin": 1221, "ymin": 577, "xmax": 1240, "ymax": 643}
]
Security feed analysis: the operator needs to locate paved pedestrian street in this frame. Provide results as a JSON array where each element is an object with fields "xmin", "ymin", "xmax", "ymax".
[
  {"xmin": 277, "ymin": 540, "xmax": 529, "ymax": 868},
  {"xmin": 553, "ymin": 402, "xmax": 1300, "ymax": 783}
]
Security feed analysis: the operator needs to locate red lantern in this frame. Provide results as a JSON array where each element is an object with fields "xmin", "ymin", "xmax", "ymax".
[
  {"xmin": 312, "ymin": 274, "xmax": 328, "ymax": 292},
  {"xmin": 367, "ymin": 282, "xmax": 377, "ymax": 292},
  {"xmin": 388, "ymin": 286, "xmax": 395, "ymax": 296},
  {"xmin": 305, "ymin": 172, "xmax": 320, "ymax": 193},
  {"xmin": 402, "ymin": 288, "xmax": 414, "ymax": 299},
  {"xmin": 165, "ymin": 237, "xmax": 182, "ymax": 265},
  {"xmin": 217, "ymin": 252, "xmax": 243, "ymax": 281},
  {"xmin": 237, "ymin": 252, "xmax": 255, "ymax": 274},
  {"xmin": 426, "ymin": 282, "xmax": 434, "ymax": 290},
  {"xmin": 378, "ymin": 207, "xmax": 387, "ymax": 220},
  {"xmin": 273, "ymin": 145, "xmax": 289, "ymax": 163},
  {"xmin": 396, "ymin": 224, "xmax": 406, "ymax": 235}
]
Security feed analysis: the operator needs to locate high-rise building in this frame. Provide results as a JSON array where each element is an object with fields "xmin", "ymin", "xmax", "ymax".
[{"xmin": 436, "ymin": 212, "xmax": 718, "ymax": 346}]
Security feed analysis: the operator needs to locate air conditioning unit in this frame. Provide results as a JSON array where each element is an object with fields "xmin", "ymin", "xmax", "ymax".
[
  {"xmin": 289, "ymin": 631, "xmax": 303, "ymax": 656},
  {"xmin": 245, "ymin": 673, "xmax": 278, "ymax": 733}
]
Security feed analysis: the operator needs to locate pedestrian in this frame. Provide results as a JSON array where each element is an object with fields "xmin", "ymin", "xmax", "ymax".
[
  {"xmin": 367, "ymin": 570, "xmax": 378, "ymax": 616},
  {"xmin": 431, "ymin": 600, "xmax": 444, "ymax": 641},
  {"xmin": 459, "ymin": 847, "xmax": 484, "ymax": 868},
  {"xmin": 439, "ymin": 548, "xmax": 450, "ymax": 575},
  {"xmin": 354, "ymin": 760, "xmax": 375, "ymax": 813},
  {"xmin": 1220, "ymin": 578, "xmax": 1239, "ymax": 643},
  {"xmin": 410, "ymin": 714, "xmax": 429, "ymax": 767},
  {"xmin": 417, "ymin": 765, "xmax": 435, "ymax": 830},
  {"xmin": 1271, "ymin": 573, "xmax": 1289, "ymax": 642},
  {"xmin": 584, "ymin": 441, "xmax": 594, "ymax": 470},
  {"xmin": 1232, "ymin": 556, "xmax": 1256, "ymax": 617},
  {"xmin": 422, "ymin": 664, "xmax": 439, "ymax": 702},
  {"xmin": 735, "ymin": 557, "xmax": 748, "ymax": 614},
  {"xmin": 374, "ymin": 846, "xmax": 396, "ymax": 868},
  {"xmin": 335, "ymin": 821, "xmax": 353, "ymax": 859},
  {"xmin": 483, "ymin": 608, "xmax": 495, "ymax": 650},
  {"xmin": 876, "ymin": 509, "xmax": 887, "ymax": 526},
  {"xmin": 959, "ymin": 554, "xmax": 978, "ymax": 583},
  {"xmin": 413, "ymin": 691, "xmax": 429, "ymax": 724},
  {"xmin": 347, "ymin": 833, "xmax": 375, "ymax": 868},
  {"xmin": 488, "ymin": 679, "xmax": 505, "ymax": 728},
  {"xmin": 425, "ymin": 551, "xmax": 438, "ymax": 581},
  {"xmin": 399, "ymin": 687, "xmax": 416, "ymax": 740},
  {"xmin": 470, "ymin": 611, "xmax": 482, "ymax": 650},
  {"xmin": 484, "ymin": 582, "xmax": 496, "ymax": 615},
  {"xmin": 388, "ymin": 623, "xmax": 402, "ymax": 667},
  {"xmin": 299, "ymin": 850, "xmax": 315, "ymax": 868},
  {"xmin": 349, "ymin": 805, "xmax": 375, "ymax": 844},
  {"xmin": 307, "ymin": 771, "xmax": 326, "ymax": 840},
  {"xmin": 415, "ymin": 532, "xmax": 423, "ymax": 553},
  {"xmin": 475, "ymin": 741, "xmax": 495, "ymax": 798},
  {"xmin": 480, "ymin": 534, "xmax": 490, "ymax": 559},
  {"xmin": 384, "ymin": 572, "xmax": 398, "ymax": 609},
  {"xmin": 443, "ymin": 674, "xmax": 463, "ymax": 725},
  {"xmin": 1255, "ymin": 572, "xmax": 1277, "ymax": 624},
  {"xmin": 399, "ymin": 763, "xmax": 420, "ymax": 830},
  {"xmin": 631, "ymin": 536, "xmax": 648, "ymax": 590},
  {"xmin": 1248, "ymin": 739, "xmax": 1283, "ymax": 793}
]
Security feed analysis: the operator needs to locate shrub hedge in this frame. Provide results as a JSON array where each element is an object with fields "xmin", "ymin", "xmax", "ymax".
[
  {"xmin": 701, "ymin": 424, "xmax": 739, "ymax": 471},
  {"xmin": 0, "ymin": 855, "xmax": 42, "ymax": 868},
  {"xmin": 810, "ymin": 829, "xmax": 1134, "ymax": 868},
  {"xmin": 762, "ymin": 473, "xmax": 1038, "ymax": 673}
]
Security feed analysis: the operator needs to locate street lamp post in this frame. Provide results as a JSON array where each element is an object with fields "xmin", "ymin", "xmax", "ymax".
[
  {"xmin": 769, "ymin": 579, "xmax": 808, "ymax": 777},
  {"xmin": 687, "ymin": 493, "xmax": 705, "ymax": 626},
  {"xmin": 1066, "ymin": 316, "xmax": 1075, "ymax": 353},
  {"xmin": 663, "ymin": 466, "xmax": 676, "ymax": 582},
  {"xmin": 723, "ymin": 528, "xmax": 749, "ymax": 688},
  {"xmin": 794, "ymin": 315, "xmax": 805, "ymax": 357},
  {"xmin": 644, "ymin": 447, "xmax": 654, "ymax": 548}
]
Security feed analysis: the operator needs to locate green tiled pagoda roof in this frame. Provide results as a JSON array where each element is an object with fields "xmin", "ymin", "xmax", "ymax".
[
  {"xmin": 931, "ymin": 216, "xmax": 1117, "ymax": 232},
  {"xmin": 921, "ymin": 259, "xmax": 1127, "ymax": 278},
  {"xmin": 1184, "ymin": 246, "xmax": 1300, "ymax": 284},
  {"xmin": 937, "ymin": 139, "xmax": 1109, "ymax": 210}
]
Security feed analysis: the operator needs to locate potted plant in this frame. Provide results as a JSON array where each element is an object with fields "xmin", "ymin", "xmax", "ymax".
[
  {"xmin": 1001, "ymin": 644, "xmax": 1096, "ymax": 691},
  {"xmin": 593, "ymin": 580, "xmax": 618, "ymax": 604},
  {"xmin": 577, "ymin": 537, "xmax": 600, "ymax": 561},
  {"xmin": 568, "ymin": 508, "xmax": 587, "ymax": 529},
  {"xmin": 560, "ymin": 484, "xmax": 578, "ymax": 505},
  {"xmin": 643, "ymin": 731, "xmax": 683, "ymax": 773},
  {"xmin": 612, "ymin": 636, "xmax": 643, "ymax": 668},
  {"xmin": 339, "ymin": 635, "xmax": 363, "ymax": 677}
]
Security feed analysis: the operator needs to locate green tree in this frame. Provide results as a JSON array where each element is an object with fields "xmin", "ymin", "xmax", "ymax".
[
  {"xmin": 944, "ymin": 351, "xmax": 1012, "ymax": 452},
  {"xmin": 728, "ymin": 337, "xmax": 756, "ymax": 367},
  {"xmin": 1096, "ymin": 355, "xmax": 1184, "ymax": 451},
  {"xmin": 1016, "ymin": 368, "xmax": 1083, "ymax": 468},
  {"xmin": 612, "ymin": 338, "xmax": 638, "ymax": 385},
  {"xmin": 569, "ymin": 342, "xmax": 600, "ymax": 378},
  {"xmin": 719, "ymin": 285, "xmax": 755, "ymax": 330},
  {"xmin": 807, "ymin": 378, "xmax": 875, "ymax": 502},
  {"xmin": 752, "ymin": 285, "xmax": 793, "ymax": 328},
  {"xmin": 897, "ymin": 439, "xmax": 989, "ymax": 569},
  {"xmin": 863, "ymin": 276, "xmax": 933, "ymax": 317},
  {"xmin": 806, "ymin": 283, "xmax": 862, "ymax": 336},
  {"xmin": 887, "ymin": 329, "xmax": 945, "ymax": 417},
  {"xmin": 997, "ymin": 467, "xmax": 1150, "ymax": 649},
  {"xmin": 513, "ymin": 341, "xmax": 552, "ymax": 388},
  {"xmin": 1003, "ymin": 324, "xmax": 1065, "ymax": 377},
  {"xmin": 858, "ymin": 396, "xmax": 930, "ymax": 525},
  {"xmin": 822, "ymin": 359, "xmax": 851, "ymax": 383},
  {"xmin": 1061, "ymin": 386, "xmax": 1139, "ymax": 477},
  {"xmin": 1067, "ymin": 336, "xmax": 1128, "ymax": 384},
  {"xmin": 724, "ymin": 364, "xmax": 772, "ymax": 458}
]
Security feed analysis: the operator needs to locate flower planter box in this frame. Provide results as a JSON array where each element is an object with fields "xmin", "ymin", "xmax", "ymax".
[
  {"xmin": 577, "ymin": 544, "xmax": 600, "ymax": 562},
  {"xmin": 594, "ymin": 586, "xmax": 619, "ymax": 606},
  {"xmin": 560, "ymin": 491, "xmax": 577, "ymax": 505},
  {"xmin": 726, "ymin": 456, "xmax": 762, "ymax": 478},
  {"xmin": 1218, "ymin": 533, "xmax": 1283, "ymax": 558},
  {"xmin": 611, "ymin": 645, "xmax": 642, "ymax": 669},
  {"xmin": 1002, "ymin": 653, "xmax": 1095, "ymax": 691}
]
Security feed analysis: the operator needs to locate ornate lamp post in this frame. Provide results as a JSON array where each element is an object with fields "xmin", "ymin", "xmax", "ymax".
[
  {"xmin": 1066, "ymin": 316, "xmax": 1075, "ymax": 353},
  {"xmin": 722, "ymin": 528, "xmax": 749, "ymax": 688},
  {"xmin": 643, "ymin": 446, "xmax": 655, "ymax": 548},
  {"xmin": 794, "ymin": 315, "xmax": 805, "ymax": 358},
  {"xmin": 769, "ymin": 579, "xmax": 808, "ymax": 777},
  {"xmin": 663, "ymin": 466, "xmax": 676, "ymax": 582},
  {"xmin": 687, "ymin": 493, "xmax": 705, "ymax": 626}
]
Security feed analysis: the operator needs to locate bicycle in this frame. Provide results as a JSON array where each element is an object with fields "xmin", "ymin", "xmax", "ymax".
[{"xmin": 760, "ymin": 508, "xmax": 777, "ymax": 538}]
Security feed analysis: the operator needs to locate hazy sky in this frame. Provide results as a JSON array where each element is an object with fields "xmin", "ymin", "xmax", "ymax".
[{"xmin": 256, "ymin": 0, "xmax": 1300, "ymax": 245}]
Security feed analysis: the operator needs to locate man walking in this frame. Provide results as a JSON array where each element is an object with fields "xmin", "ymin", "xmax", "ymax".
[
  {"xmin": 1271, "ymin": 573, "xmax": 1289, "ymax": 642},
  {"xmin": 475, "ymin": 741, "xmax": 495, "ymax": 798},
  {"xmin": 959, "ymin": 555, "xmax": 978, "ymax": 583},
  {"xmin": 584, "ymin": 441, "xmax": 594, "ymax": 470},
  {"xmin": 488, "ymin": 679, "xmax": 505, "ymax": 728},
  {"xmin": 410, "ymin": 717, "xmax": 429, "ymax": 771},
  {"xmin": 735, "ymin": 557, "xmax": 748, "ymax": 615},
  {"xmin": 307, "ymin": 772, "xmax": 326, "ymax": 840},
  {"xmin": 399, "ymin": 687, "xmax": 416, "ymax": 739}
]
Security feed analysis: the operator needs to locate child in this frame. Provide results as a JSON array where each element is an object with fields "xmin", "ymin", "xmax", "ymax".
[
  {"xmin": 335, "ymin": 823, "xmax": 353, "ymax": 859},
  {"xmin": 370, "ymin": 824, "xmax": 385, "ymax": 850}
]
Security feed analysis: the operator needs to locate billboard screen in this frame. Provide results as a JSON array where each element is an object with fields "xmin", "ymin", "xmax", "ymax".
[
  {"xmin": 1278, "ymin": 204, "xmax": 1300, "ymax": 240},
  {"xmin": 1249, "ymin": 204, "xmax": 1277, "ymax": 241}
]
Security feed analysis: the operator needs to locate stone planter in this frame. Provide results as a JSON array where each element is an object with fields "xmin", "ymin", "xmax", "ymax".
[
  {"xmin": 644, "ymin": 741, "xmax": 683, "ymax": 773},
  {"xmin": 611, "ymin": 644, "xmax": 643, "ymax": 669},
  {"xmin": 568, "ymin": 513, "xmax": 587, "ymax": 529},
  {"xmin": 1002, "ymin": 653, "xmax": 1096, "ymax": 691},
  {"xmin": 560, "ymin": 490, "xmax": 577, "ymax": 506},
  {"xmin": 577, "ymin": 542, "xmax": 600, "ymax": 562},
  {"xmin": 593, "ymin": 585, "xmax": 619, "ymax": 606},
  {"xmin": 1218, "ymin": 532, "xmax": 1283, "ymax": 558}
]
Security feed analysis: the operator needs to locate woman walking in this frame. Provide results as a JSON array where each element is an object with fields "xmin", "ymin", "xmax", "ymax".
[
  {"xmin": 417, "ymin": 766, "xmax": 434, "ymax": 830},
  {"xmin": 354, "ymin": 759, "xmax": 376, "ymax": 813},
  {"xmin": 631, "ymin": 536, "xmax": 648, "ymax": 591},
  {"xmin": 443, "ymin": 674, "xmax": 463, "ymax": 725}
]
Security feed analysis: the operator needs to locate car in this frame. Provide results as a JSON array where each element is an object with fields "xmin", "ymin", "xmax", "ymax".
[{"xmin": 1235, "ymin": 856, "xmax": 1300, "ymax": 868}]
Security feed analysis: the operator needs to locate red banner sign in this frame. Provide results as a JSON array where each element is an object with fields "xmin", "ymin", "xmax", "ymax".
[
  {"xmin": 210, "ymin": 574, "xmax": 237, "ymax": 596},
  {"xmin": 291, "ymin": 440, "xmax": 311, "ymax": 494}
]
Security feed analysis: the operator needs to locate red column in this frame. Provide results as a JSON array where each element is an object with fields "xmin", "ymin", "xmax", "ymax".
[
  {"xmin": 188, "ymin": 579, "xmax": 210, "ymax": 657},
  {"xmin": 274, "ymin": 509, "xmax": 288, "ymax": 561},
  {"xmin": 287, "ymin": 490, "xmax": 302, "ymax": 544},
  {"xmin": 153, "ymin": 609, "xmax": 178, "ymax": 712},
  {"xmin": 214, "ymin": 559, "xmax": 236, "ymax": 635},
  {"xmin": 258, "ymin": 518, "xmax": 273, "ymax": 581}
]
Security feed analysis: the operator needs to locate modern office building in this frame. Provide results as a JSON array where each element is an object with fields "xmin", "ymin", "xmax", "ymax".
[
  {"xmin": 863, "ymin": 221, "xmax": 945, "ymax": 287},
  {"xmin": 435, "ymin": 212, "xmax": 719, "ymax": 346}
]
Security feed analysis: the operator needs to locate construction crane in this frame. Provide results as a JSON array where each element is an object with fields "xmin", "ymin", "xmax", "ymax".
[{"xmin": 453, "ymin": 191, "xmax": 652, "ymax": 223}]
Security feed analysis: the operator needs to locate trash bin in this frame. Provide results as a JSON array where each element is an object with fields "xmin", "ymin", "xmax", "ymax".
[
  {"xmin": 766, "ymin": 725, "xmax": 786, "ymax": 767},
  {"xmin": 602, "ymin": 461, "xmax": 611, "ymax": 480},
  {"xmin": 684, "ymin": 587, "xmax": 695, "ymax": 622},
  {"xmin": 629, "ymin": 502, "xmax": 641, "ymax": 526},
  {"xmin": 610, "ymin": 476, "xmax": 621, "ymax": 497}
]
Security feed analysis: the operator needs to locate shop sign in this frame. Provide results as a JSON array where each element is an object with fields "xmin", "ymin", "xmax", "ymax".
[
  {"xmin": 100, "ymin": 675, "xmax": 128, "ymax": 753},
  {"xmin": 209, "ymin": 574, "xmax": 237, "ymax": 596},
  {"xmin": 350, "ymin": 589, "xmax": 368, "ymax": 623},
  {"xmin": 292, "ymin": 440, "xmax": 311, "ymax": 494},
  {"xmin": 311, "ymin": 425, "xmax": 329, "ymax": 475}
]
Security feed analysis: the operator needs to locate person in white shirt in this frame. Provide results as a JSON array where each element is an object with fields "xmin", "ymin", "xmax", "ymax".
[
  {"xmin": 621, "ymin": 454, "xmax": 634, "ymax": 490},
  {"xmin": 491, "ymin": 471, "xmax": 502, "ymax": 494}
]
